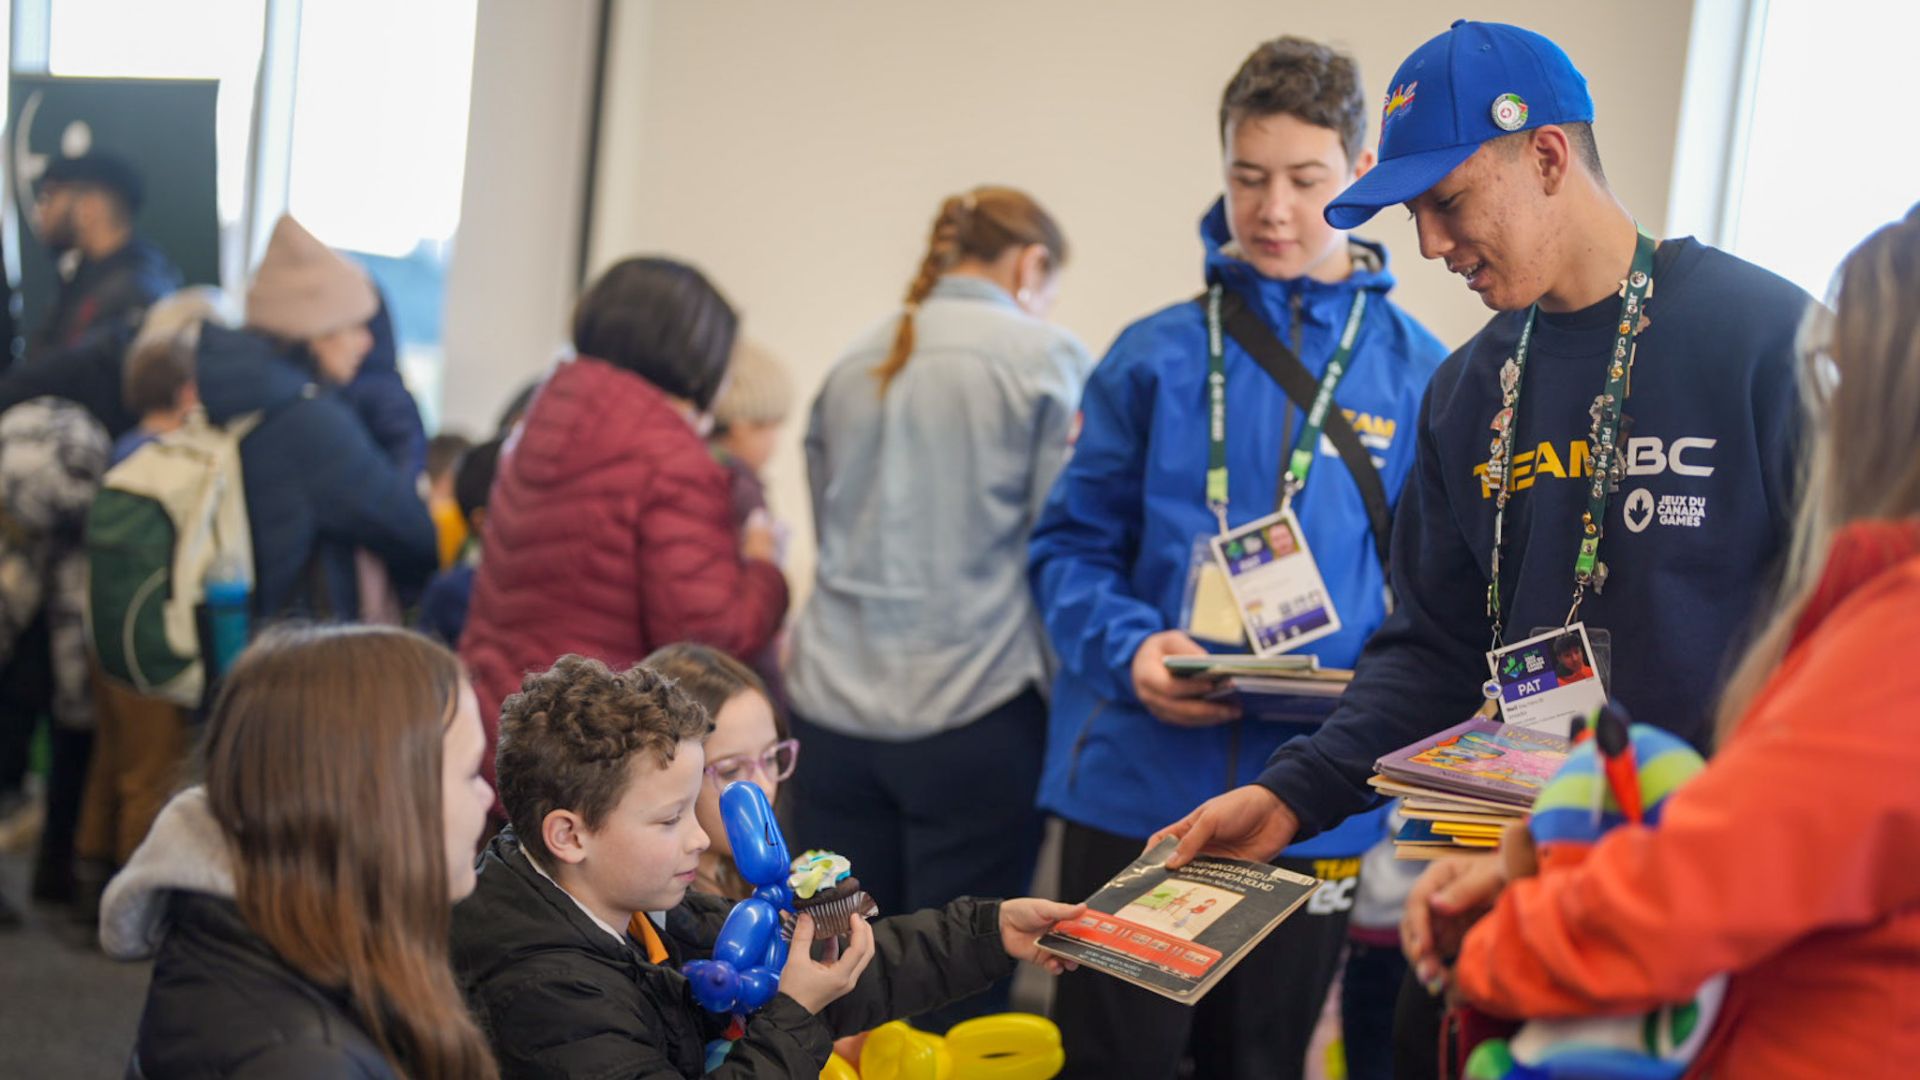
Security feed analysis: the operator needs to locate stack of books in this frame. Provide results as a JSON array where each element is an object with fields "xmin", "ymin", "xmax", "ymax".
[{"xmin": 1370, "ymin": 717, "xmax": 1572, "ymax": 860}]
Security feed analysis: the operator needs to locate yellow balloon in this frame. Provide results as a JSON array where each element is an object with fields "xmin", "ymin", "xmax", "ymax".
[
  {"xmin": 822, "ymin": 1052, "xmax": 862, "ymax": 1080},
  {"xmin": 944, "ymin": 1014, "xmax": 1064, "ymax": 1080},
  {"xmin": 859, "ymin": 1021, "xmax": 953, "ymax": 1080}
]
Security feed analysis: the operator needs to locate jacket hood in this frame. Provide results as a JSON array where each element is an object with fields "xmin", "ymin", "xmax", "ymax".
[
  {"xmin": 1199, "ymin": 197, "xmax": 1397, "ymax": 330},
  {"xmin": 195, "ymin": 322, "xmax": 315, "ymax": 424},
  {"xmin": 99, "ymin": 786, "xmax": 235, "ymax": 960}
]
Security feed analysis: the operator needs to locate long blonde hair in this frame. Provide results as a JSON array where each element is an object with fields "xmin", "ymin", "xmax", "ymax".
[
  {"xmin": 873, "ymin": 185, "xmax": 1067, "ymax": 391},
  {"xmin": 1714, "ymin": 208, "xmax": 1920, "ymax": 740},
  {"xmin": 204, "ymin": 625, "xmax": 498, "ymax": 1080}
]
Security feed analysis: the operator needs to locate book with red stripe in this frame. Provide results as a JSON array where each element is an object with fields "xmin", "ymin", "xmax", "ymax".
[{"xmin": 1036, "ymin": 838, "xmax": 1319, "ymax": 1004}]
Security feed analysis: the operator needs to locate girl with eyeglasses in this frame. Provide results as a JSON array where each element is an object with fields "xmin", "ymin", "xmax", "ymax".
[{"xmin": 640, "ymin": 643, "xmax": 798, "ymax": 901}]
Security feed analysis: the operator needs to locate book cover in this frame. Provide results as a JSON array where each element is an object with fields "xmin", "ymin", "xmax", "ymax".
[
  {"xmin": 1375, "ymin": 717, "xmax": 1571, "ymax": 806},
  {"xmin": 1036, "ymin": 838, "xmax": 1319, "ymax": 1004}
]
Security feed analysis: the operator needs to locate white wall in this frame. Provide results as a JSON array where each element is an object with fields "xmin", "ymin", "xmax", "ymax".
[
  {"xmin": 584, "ymin": 0, "xmax": 1698, "ymax": 600},
  {"xmin": 439, "ymin": 0, "xmax": 601, "ymax": 433}
]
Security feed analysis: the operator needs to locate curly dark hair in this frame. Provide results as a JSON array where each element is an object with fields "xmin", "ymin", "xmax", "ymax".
[
  {"xmin": 496, "ymin": 655, "xmax": 713, "ymax": 869},
  {"xmin": 1218, "ymin": 36, "xmax": 1367, "ymax": 164}
]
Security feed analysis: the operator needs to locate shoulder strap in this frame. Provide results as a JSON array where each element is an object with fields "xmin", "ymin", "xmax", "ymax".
[{"xmin": 1202, "ymin": 289, "xmax": 1395, "ymax": 581}]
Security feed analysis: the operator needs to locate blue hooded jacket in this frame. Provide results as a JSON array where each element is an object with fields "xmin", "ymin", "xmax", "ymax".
[
  {"xmin": 1029, "ymin": 200, "xmax": 1448, "ymax": 856},
  {"xmin": 196, "ymin": 324, "xmax": 437, "ymax": 620}
]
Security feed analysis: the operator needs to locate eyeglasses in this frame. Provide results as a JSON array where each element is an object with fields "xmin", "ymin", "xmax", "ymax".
[{"xmin": 704, "ymin": 738, "xmax": 800, "ymax": 790}]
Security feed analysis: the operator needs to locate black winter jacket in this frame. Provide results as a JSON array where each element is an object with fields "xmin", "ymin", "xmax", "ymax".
[
  {"xmin": 129, "ymin": 892, "xmax": 398, "ymax": 1079},
  {"xmin": 27, "ymin": 236, "xmax": 181, "ymax": 362},
  {"xmin": 450, "ymin": 830, "xmax": 1015, "ymax": 1079}
]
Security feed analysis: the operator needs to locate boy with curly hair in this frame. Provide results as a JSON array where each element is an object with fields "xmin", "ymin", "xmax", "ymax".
[{"xmin": 450, "ymin": 654, "xmax": 1081, "ymax": 1078}]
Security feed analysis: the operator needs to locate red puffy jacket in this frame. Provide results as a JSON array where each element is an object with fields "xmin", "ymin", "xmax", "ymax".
[{"xmin": 461, "ymin": 357, "xmax": 788, "ymax": 811}]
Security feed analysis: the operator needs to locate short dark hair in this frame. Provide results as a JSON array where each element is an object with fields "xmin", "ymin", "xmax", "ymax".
[
  {"xmin": 1219, "ymin": 37, "xmax": 1368, "ymax": 165},
  {"xmin": 425, "ymin": 432, "xmax": 472, "ymax": 482},
  {"xmin": 123, "ymin": 322, "xmax": 196, "ymax": 417},
  {"xmin": 452, "ymin": 437, "xmax": 502, "ymax": 524},
  {"xmin": 1495, "ymin": 122, "xmax": 1607, "ymax": 183},
  {"xmin": 496, "ymin": 655, "xmax": 713, "ymax": 870},
  {"xmin": 571, "ymin": 257, "xmax": 738, "ymax": 411}
]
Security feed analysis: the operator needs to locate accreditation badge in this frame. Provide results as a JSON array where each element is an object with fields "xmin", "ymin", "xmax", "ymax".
[
  {"xmin": 1208, "ymin": 508, "xmax": 1342, "ymax": 656},
  {"xmin": 1483, "ymin": 622, "xmax": 1608, "ymax": 735}
]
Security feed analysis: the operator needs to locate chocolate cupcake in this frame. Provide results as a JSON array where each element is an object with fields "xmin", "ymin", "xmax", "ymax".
[{"xmin": 788, "ymin": 851, "xmax": 879, "ymax": 937}]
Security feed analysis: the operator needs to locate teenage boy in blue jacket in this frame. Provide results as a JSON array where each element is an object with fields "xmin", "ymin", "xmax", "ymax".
[{"xmin": 1029, "ymin": 37, "xmax": 1447, "ymax": 1080}]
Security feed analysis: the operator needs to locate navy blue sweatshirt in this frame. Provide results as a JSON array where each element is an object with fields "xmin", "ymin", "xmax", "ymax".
[{"xmin": 1258, "ymin": 237, "xmax": 1811, "ymax": 840}]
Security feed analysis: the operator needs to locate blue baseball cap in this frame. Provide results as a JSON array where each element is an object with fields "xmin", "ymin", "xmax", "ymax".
[{"xmin": 1324, "ymin": 20, "xmax": 1593, "ymax": 229}]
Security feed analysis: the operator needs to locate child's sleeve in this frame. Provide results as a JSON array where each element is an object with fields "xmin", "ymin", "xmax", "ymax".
[
  {"xmin": 819, "ymin": 897, "xmax": 1016, "ymax": 1037},
  {"xmin": 1454, "ymin": 582, "xmax": 1920, "ymax": 1016}
]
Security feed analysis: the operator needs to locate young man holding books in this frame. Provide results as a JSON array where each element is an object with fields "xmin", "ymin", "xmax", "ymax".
[
  {"xmin": 1028, "ymin": 36, "xmax": 1447, "ymax": 1079},
  {"xmin": 1151, "ymin": 19, "xmax": 1810, "ymax": 1073}
]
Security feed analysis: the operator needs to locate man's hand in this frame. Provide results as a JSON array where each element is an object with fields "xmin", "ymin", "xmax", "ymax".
[
  {"xmin": 998, "ymin": 898, "xmax": 1088, "ymax": 976},
  {"xmin": 1149, "ymin": 784, "xmax": 1300, "ymax": 869},
  {"xmin": 1130, "ymin": 630, "xmax": 1241, "ymax": 727},
  {"xmin": 1401, "ymin": 854, "xmax": 1507, "ymax": 993}
]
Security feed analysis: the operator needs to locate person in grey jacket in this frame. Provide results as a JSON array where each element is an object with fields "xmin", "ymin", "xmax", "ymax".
[{"xmin": 784, "ymin": 185, "xmax": 1092, "ymax": 1029}]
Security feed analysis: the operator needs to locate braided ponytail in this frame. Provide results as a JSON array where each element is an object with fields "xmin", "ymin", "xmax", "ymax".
[{"xmin": 872, "ymin": 186, "xmax": 1067, "ymax": 393}]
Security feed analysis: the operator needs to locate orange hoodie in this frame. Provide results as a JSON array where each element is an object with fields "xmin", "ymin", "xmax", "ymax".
[{"xmin": 1455, "ymin": 522, "xmax": 1920, "ymax": 1078}]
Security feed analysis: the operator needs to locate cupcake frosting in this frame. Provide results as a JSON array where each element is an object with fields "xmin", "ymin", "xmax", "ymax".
[{"xmin": 788, "ymin": 850, "xmax": 852, "ymax": 899}]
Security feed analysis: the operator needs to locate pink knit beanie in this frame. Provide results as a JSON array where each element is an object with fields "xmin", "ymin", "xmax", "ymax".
[{"xmin": 244, "ymin": 215, "xmax": 377, "ymax": 340}]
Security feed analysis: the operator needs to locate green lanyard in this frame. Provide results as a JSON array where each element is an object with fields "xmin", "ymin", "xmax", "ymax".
[
  {"xmin": 1485, "ymin": 228, "xmax": 1657, "ymax": 645},
  {"xmin": 1205, "ymin": 284, "xmax": 1369, "ymax": 530}
]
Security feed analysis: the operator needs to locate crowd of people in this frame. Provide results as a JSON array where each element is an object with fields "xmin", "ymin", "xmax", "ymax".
[{"xmin": 0, "ymin": 16, "xmax": 1914, "ymax": 1080}]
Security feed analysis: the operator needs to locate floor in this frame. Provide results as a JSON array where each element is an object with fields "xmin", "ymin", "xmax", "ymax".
[{"xmin": 0, "ymin": 847, "xmax": 152, "ymax": 1079}]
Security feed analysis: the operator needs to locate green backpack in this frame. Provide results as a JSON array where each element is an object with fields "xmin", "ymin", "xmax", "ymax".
[{"xmin": 86, "ymin": 413, "xmax": 258, "ymax": 706}]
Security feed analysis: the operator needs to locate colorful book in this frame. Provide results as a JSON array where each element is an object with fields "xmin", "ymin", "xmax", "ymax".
[
  {"xmin": 1374, "ymin": 717, "xmax": 1572, "ymax": 807},
  {"xmin": 1036, "ymin": 838, "xmax": 1320, "ymax": 1004}
]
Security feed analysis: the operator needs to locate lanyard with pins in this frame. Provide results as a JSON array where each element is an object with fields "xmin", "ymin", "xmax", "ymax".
[
  {"xmin": 1205, "ymin": 283, "xmax": 1368, "ymax": 532},
  {"xmin": 1484, "ymin": 228, "xmax": 1656, "ymax": 647}
]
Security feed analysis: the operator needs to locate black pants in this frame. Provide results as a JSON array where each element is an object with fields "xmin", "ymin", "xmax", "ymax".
[
  {"xmin": 0, "ymin": 612, "xmax": 52, "ymax": 799},
  {"xmin": 789, "ymin": 687, "xmax": 1047, "ymax": 1032},
  {"xmin": 1342, "ymin": 939, "xmax": 1409, "ymax": 1080},
  {"xmin": 1392, "ymin": 966, "xmax": 1448, "ymax": 1080},
  {"xmin": 1052, "ymin": 819, "xmax": 1352, "ymax": 1080}
]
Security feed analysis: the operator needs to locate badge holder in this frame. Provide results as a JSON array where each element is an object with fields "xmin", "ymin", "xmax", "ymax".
[
  {"xmin": 1182, "ymin": 534, "xmax": 1247, "ymax": 646},
  {"xmin": 1209, "ymin": 505, "xmax": 1342, "ymax": 657},
  {"xmin": 1483, "ymin": 623, "xmax": 1609, "ymax": 735}
]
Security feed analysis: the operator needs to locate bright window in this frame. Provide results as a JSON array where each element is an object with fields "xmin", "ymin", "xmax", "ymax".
[
  {"xmin": 47, "ymin": 0, "xmax": 266, "ymax": 226},
  {"xmin": 1725, "ymin": 0, "xmax": 1920, "ymax": 298},
  {"xmin": 284, "ymin": 0, "xmax": 478, "ymax": 430}
]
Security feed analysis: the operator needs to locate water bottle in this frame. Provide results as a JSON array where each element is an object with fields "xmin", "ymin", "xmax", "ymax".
[{"xmin": 204, "ymin": 553, "xmax": 252, "ymax": 678}]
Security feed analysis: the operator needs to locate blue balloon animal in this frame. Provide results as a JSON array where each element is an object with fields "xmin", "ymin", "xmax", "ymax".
[{"xmin": 682, "ymin": 782, "xmax": 795, "ymax": 1017}]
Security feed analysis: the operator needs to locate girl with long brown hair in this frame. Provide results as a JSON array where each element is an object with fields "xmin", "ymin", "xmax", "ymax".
[
  {"xmin": 1430, "ymin": 209, "xmax": 1920, "ymax": 1076},
  {"xmin": 784, "ymin": 185, "xmax": 1091, "ymax": 1029},
  {"xmin": 100, "ymin": 625, "xmax": 497, "ymax": 1079}
]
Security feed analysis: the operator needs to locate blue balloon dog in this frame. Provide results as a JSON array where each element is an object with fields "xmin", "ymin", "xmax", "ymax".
[{"xmin": 681, "ymin": 782, "xmax": 795, "ymax": 1017}]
